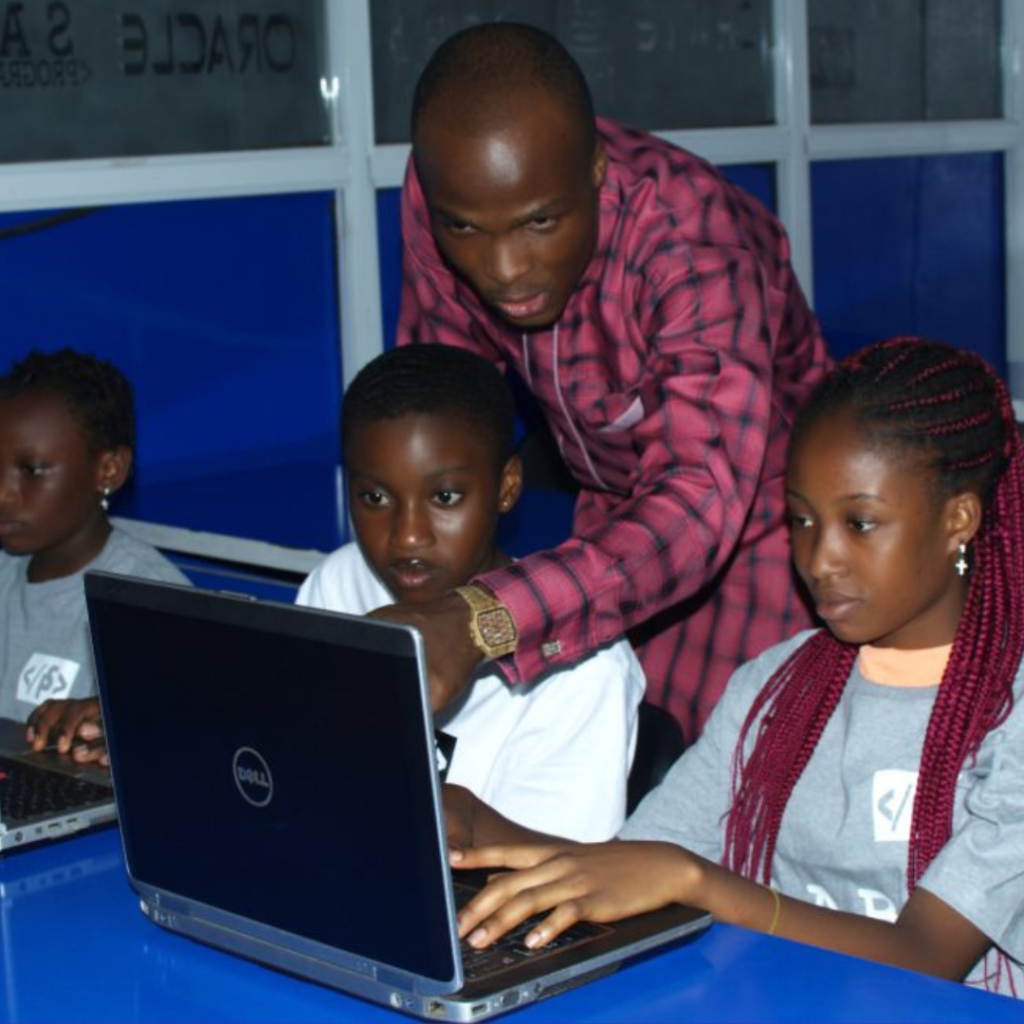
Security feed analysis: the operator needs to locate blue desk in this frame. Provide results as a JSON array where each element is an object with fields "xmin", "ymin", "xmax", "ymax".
[{"xmin": 2, "ymin": 827, "xmax": 1022, "ymax": 1023}]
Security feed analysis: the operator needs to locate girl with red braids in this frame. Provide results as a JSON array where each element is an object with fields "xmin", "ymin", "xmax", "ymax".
[{"xmin": 445, "ymin": 337, "xmax": 1024, "ymax": 995}]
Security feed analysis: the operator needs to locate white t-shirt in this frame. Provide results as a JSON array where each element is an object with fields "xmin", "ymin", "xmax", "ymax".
[{"xmin": 297, "ymin": 543, "xmax": 646, "ymax": 841}]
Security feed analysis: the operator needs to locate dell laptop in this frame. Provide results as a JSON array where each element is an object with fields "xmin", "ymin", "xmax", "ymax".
[
  {"xmin": 0, "ymin": 717, "xmax": 116, "ymax": 854},
  {"xmin": 85, "ymin": 571, "xmax": 710, "ymax": 1021}
]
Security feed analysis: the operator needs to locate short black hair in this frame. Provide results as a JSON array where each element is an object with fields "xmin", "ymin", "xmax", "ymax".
[
  {"xmin": 342, "ymin": 344, "xmax": 515, "ymax": 469},
  {"xmin": 411, "ymin": 22, "xmax": 595, "ymax": 153},
  {"xmin": 0, "ymin": 347, "xmax": 135, "ymax": 453}
]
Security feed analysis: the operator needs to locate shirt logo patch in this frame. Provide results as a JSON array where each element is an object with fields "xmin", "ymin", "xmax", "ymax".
[
  {"xmin": 872, "ymin": 769, "xmax": 918, "ymax": 842},
  {"xmin": 16, "ymin": 654, "xmax": 81, "ymax": 706}
]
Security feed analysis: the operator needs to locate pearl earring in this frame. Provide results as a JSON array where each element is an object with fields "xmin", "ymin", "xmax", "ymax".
[
  {"xmin": 955, "ymin": 542, "xmax": 968, "ymax": 577},
  {"xmin": 100, "ymin": 486, "xmax": 111, "ymax": 512}
]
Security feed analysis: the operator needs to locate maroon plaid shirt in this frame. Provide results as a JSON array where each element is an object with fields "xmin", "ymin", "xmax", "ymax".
[{"xmin": 398, "ymin": 118, "xmax": 832, "ymax": 742}]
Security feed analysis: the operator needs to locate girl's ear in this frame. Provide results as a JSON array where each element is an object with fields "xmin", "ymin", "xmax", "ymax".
[
  {"xmin": 945, "ymin": 490, "xmax": 983, "ymax": 555},
  {"xmin": 96, "ymin": 446, "xmax": 133, "ymax": 497},
  {"xmin": 497, "ymin": 453, "xmax": 524, "ymax": 515}
]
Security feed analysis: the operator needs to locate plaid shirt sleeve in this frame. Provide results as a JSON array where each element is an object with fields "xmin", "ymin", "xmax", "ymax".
[
  {"xmin": 484, "ymin": 281, "xmax": 790, "ymax": 685},
  {"xmin": 398, "ymin": 127, "xmax": 829, "ymax": 690}
]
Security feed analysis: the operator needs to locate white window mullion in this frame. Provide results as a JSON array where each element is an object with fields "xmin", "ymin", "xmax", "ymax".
[
  {"xmin": 653, "ymin": 125, "xmax": 787, "ymax": 163},
  {"xmin": 334, "ymin": 0, "xmax": 385, "ymax": 388},
  {"xmin": 1002, "ymin": 0, "xmax": 1024, "ymax": 413},
  {"xmin": 370, "ymin": 143, "xmax": 411, "ymax": 189},
  {"xmin": 774, "ymin": 0, "xmax": 814, "ymax": 304},
  {"xmin": 0, "ymin": 147, "xmax": 345, "ymax": 212},
  {"xmin": 809, "ymin": 120, "xmax": 1019, "ymax": 161}
]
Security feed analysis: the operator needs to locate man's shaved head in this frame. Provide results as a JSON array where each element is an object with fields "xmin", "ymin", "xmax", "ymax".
[{"xmin": 411, "ymin": 22, "xmax": 595, "ymax": 156}]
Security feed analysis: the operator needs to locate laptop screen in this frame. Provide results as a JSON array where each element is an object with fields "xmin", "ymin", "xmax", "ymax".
[{"xmin": 86, "ymin": 573, "xmax": 458, "ymax": 985}]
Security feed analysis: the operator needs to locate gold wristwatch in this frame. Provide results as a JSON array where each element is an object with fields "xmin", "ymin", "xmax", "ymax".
[{"xmin": 454, "ymin": 584, "xmax": 517, "ymax": 660}]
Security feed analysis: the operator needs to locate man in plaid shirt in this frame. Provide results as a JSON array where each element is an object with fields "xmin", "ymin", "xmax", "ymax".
[{"xmin": 383, "ymin": 22, "xmax": 831, "ymax": 743}]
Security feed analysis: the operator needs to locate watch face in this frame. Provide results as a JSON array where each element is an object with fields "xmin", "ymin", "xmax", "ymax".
[{"xmin": 478, "ymin": 608, "xmax": 515, "ymax": 646}]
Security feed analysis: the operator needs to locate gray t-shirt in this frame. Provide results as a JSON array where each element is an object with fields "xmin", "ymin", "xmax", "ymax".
[
  {"xmin": 0, "ymin": 527, "xmax": 190, "ymax": 722},
  {"xmin": 621, "ymin": 629, "xmax": 1024, "ymax": 997}
]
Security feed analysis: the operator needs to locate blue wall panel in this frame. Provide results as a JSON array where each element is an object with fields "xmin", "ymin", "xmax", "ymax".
[
  {"xmin": 812, "ymin": 154, "xmax": 1005, "ymax": 371},
  {"xmin": 377, "ymin": 187, "xmax": 404, "ymax": 350},
  {"xmin": 722, "ymin": 163, "xmax": 776, "ymax": 213},
  {"xmin": 0, "ymin": 194, "xmax": 344, "ymax": 552}
]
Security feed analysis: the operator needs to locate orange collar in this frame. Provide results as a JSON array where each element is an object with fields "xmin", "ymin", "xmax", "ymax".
[{"xmin": 857, "ymin": 643, "xmax": 952, "ymax": 688}]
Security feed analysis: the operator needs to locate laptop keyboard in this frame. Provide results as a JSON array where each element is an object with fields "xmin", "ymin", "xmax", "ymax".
[
  {"xmin": 454, "ymin": 881, "xmax": 610, "ymax": 982},
  {"xmin": 0, "ymin": 756, "xmax": 111, "ymax": 825}
]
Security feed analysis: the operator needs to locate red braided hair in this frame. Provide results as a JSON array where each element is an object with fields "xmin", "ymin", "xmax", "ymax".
[{"xmin": 725, "ymin": 338, "xmax": 1024, "ymax": 900}]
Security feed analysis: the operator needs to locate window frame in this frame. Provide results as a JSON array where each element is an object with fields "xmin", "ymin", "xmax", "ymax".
[{"xmin": 0, "ymin": 0, "xmax": 1019, "ymax": 562}]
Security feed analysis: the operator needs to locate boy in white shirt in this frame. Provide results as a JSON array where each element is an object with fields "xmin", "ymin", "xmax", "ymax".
[{"xmin": 298, "ymin": 344, "xmax": 645, "ymax": 840}]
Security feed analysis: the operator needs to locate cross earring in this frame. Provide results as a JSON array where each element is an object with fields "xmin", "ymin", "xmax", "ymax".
[{"xmin": 955, "ymin": 542, "xmax": 968, "ymax": 577}]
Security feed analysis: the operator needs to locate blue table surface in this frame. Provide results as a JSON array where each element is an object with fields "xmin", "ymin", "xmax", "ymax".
[{"xmin": 1, "ymin": 826, "xmax": 1022, "ymax": 1024}]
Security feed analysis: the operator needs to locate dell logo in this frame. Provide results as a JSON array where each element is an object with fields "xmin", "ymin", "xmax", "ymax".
[{"xmin": 232, "ymin": 747, "xmax": 274, "ymax": 807}]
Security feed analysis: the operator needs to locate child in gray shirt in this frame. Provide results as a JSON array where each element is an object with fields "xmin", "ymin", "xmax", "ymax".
[
  {"xmin": 0, "ymin": 348, "xmax": 188, "ymax": 761},
  {"xmin": 445, "ymin": 338, "xmax": 1024, "ymax": 999}
]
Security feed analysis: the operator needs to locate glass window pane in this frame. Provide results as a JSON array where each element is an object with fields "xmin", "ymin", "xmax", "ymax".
[
  {"xmin": 371, "ymin": 0, "xmax": 774, "ymax": 143},
  {"xmin": 808, "ymin": 0, "xmax": 1001, "ymax": 124},
  {"xmin": 0, "ymin": 0, "xmax": 330, "ymax": 162}
]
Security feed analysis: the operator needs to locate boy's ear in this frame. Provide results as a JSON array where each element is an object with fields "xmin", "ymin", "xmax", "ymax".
[
  {"xmin": 96, "ymin": 445, "xmax": 133, "ymax": 496},
  {"xmin": 944, "ymin": 490, "xmax": 983, "ymax": 554},
  {"xmin": 498, "ymin": 453, "xmax": 524, "ymax": 514}
]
